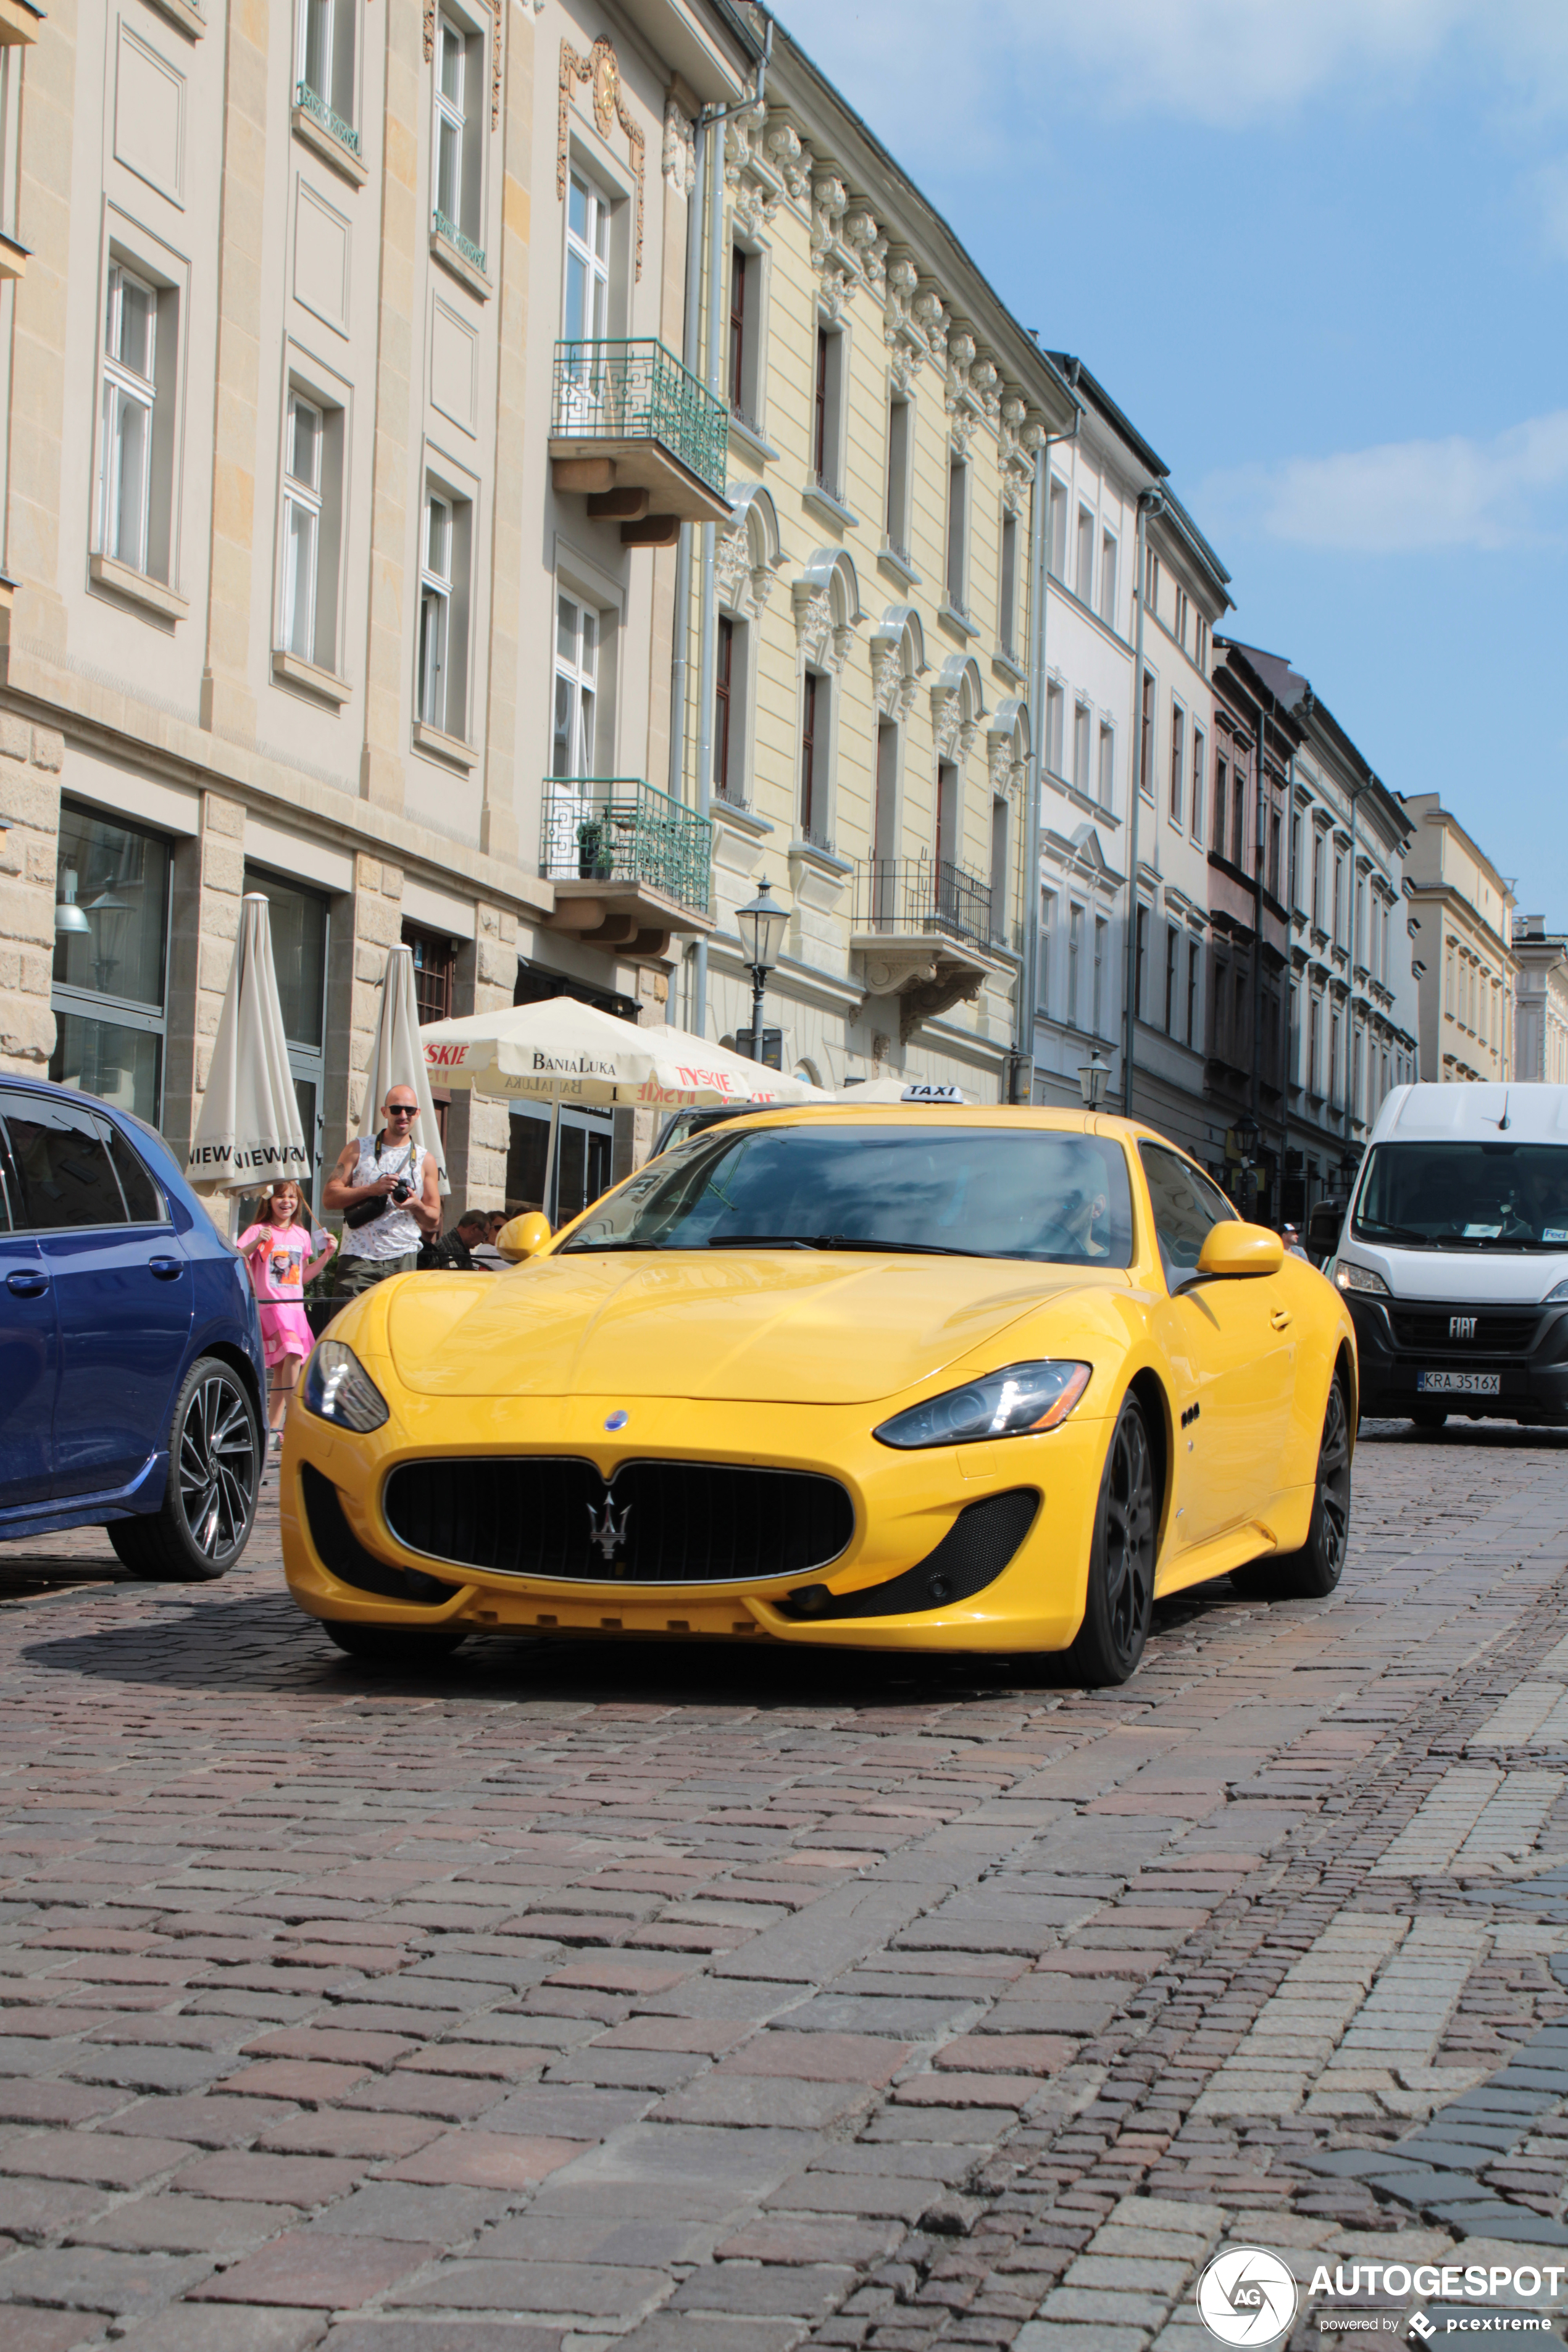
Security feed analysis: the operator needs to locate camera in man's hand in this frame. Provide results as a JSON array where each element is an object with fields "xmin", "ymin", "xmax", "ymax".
[{"xmin": 388, "ymin": 1180, "xmax": 413, "ymax": 1206}]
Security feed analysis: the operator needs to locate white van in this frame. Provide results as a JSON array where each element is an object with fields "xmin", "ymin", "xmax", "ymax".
[{"xmin": 1332, "ymin": 1083, "xmax": 1568, "ymax": 1427}]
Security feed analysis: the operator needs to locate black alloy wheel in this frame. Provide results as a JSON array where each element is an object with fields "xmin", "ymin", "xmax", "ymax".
[
  {"xmin": 109, "ymin": 1356, "xmax": 261, "ymax": 1582},
  {"xmin": 1235, "ymin": 1373, "xmax": 1353, "ymax": 1603},
  {"xmin": 323, "ymin": 1621, "xmax": 470, "ymax": 1664},
  {"xmin": 1066, "ymin": 1395, "xmax": 1156, "ymax": 1687}
]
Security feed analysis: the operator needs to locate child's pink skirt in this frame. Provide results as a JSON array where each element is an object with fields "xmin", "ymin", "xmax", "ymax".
[{"xmin": 259, "ymin": 1301, "xmax": 314, "ymax": 1368}]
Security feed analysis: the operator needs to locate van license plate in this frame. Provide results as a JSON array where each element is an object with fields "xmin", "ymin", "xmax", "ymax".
[{"xmin": 1417, "ymin": 1370, "xmax": 1501, "ymax": 1396}]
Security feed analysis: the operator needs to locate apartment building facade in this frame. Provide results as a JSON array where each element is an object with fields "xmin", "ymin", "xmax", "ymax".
[
  {"xmin": 673, "ymin": 20, "xmax": 1077, "ymax": 1092},
  {"xmin": 0, "ymin": 0, "xmax": 754, "ymax": 1220},
  {"xmin": 1402, "ymin": 792, "xmax": 1516, "ymax": 1087},
  {"xmin": 1512, "ymin": 915, "xmax": 1568, "ymax": 1083}
]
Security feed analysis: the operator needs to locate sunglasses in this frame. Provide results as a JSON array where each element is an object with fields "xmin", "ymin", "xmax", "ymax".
[{"xmin": 386, "ymin": 1106, "xmax": 417, "ymax": 1118}]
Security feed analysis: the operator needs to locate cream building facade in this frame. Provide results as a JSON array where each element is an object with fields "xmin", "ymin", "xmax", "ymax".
[
  {"xmin": 0, "ymin": 0, "xmax": 755, "ymax": 1220},
  {"xmin": 673, "ymin": 20, "xmax": 1077, "ymax": 1093},
  {"xmin": 1511, "ymin": 914, "xmax": 1568, "ymax": 1085},
  {"xmin": 1402, "ymin": 791, "xmax": 1516, "ymax": 1086}
]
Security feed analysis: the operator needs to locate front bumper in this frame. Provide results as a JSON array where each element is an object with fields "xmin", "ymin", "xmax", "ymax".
[
  {"xmin": 1348, "ymin": 1295, "xmax": 1568, "ymax": 1420},
  {"xmin": 278, "ymin": 1385, "xmax": 1110, "ymax": 1656}
]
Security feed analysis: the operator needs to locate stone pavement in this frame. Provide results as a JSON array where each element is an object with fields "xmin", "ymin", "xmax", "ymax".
[{"xmin": 0, "ymin": 1423, "xmax": 1566, "ymax": 2352}]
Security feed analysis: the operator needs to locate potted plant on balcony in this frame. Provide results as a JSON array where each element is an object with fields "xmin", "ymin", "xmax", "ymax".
[{"xmin": 576, "ymin": 817, "xmax": 615, "ymax": 880}]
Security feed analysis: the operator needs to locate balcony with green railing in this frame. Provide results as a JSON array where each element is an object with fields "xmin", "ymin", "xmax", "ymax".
[
  {"xmin": 549, "ymin": 341, "xmax": 731, "ymax": 527},
  {"xmin": 541, "ymin": 779, "xmax": 714, "ymax": 932},
  {"xmin": 432, "ymin": 209, "xmax": 486, "ymax": 280}
]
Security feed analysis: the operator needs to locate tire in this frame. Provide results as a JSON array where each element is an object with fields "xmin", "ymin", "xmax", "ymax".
[
  {"xmin": 322, "ymin": 1620, "xmax": 469, "ymax": 1664},
  {"xmin": 1411, "ymin": 1405, "xmax": 1448, "ymax": 1430},
  {"xmin": 1235, "ymin": 1374, "xmax": 1353, "ymax": 1602},
  {"xmin": 108, "ymin": 1356, "xmax": 261, "ymax": 1582},
  {"xmin": 1065, "ymin": 1394, "xmax": 1156, "ymax": 1687}
]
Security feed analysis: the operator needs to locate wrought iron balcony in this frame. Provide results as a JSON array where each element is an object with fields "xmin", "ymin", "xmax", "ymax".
[
  {"xmin": 541, "ymin": 778, "xmax": 713, "ymax": 922},
  {"xmin": 550, "ymin": 340, "xmax": 731, "ymax": 528},
  {"xmin": 294, "ymin": 81, "xmax": 360, "ymax": 156},
  {"xmin": 852, "ymin": 857, "xmax": 993, "ymax": 951}
]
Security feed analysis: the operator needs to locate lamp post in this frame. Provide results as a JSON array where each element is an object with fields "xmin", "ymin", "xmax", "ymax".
[
  {"xmin": 1077, "ymin": 1049, "xmax": 1111, "ymax": 1112},
  {"xmin": 736, "ymin": 879, "xmax": 787, "ymax": 1064}
]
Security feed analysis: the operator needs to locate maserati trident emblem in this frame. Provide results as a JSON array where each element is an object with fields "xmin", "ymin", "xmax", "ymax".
[{"xmin": 587, "ymin": 1499, "xmax": 632, "ymax": 1561}]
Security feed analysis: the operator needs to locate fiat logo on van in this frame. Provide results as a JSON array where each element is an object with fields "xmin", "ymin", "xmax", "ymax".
[{"xmin": 1449, "ymin": 1315, "xmax": 1477, "ymax": 1340}]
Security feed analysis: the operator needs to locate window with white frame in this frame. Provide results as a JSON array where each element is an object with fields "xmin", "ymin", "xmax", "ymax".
[
  {"xmin": 553, "ymin": 592, "xmax": 598, "ymax": 779},
  {"xmin": 1099, "ymin": 530, "xmax": 1117, "ymax": 627},
  {"xmin": 280, "ymin": 393, "xmax": 323, "ymax": 662},
  {"xmin": 1075, "ymin": 504, "xmax": 1095, "ymax": 604},
  {"xmin": 1098, "ymin": 720, "xmax": 1114, "ymax": 811},
  {"xmin": 564, "ymin": 170, "xmax": 611, "ymax": 343},
  {"xmin": 1072, "ymin": 699, "xmax": 1090, "ymax": 794},
  {"xmin": 1040, "ymin": 888, "xmax": 1056, "ymax": 1017},
  {"xmin": 1174, "ymin": 585, "xmax": 1190, "ymax": 650},
  {"xmin": 1045, "ymin": 680, "xmax": 1064, "ymax": 777},
  {"xmin": 434, "ymin": 10, "xmax": 485, "ymax": 265},
  {"xmin": 296, "ymin": 0, "xmax": 357, "ymax": 150},
  {"xmin": 885, "ymin": 393, "xmax": 911, "ymax": 560},
  {"xmin": 945, "ymin": 457, "xmax": 968, "ymax": 614},
  {"xmin": 1047, "ymin": 478, "xmax": 1067, "ymax": 578},
  {"xmin": 1068, "ymin": 903, "xmax": 1083, "ymax": 1029},
  {"xmin": 990, "ymin": 796, "xmax": 1009, "ymax": 941},
  {"xmin": 99, "ymin": 262, "xmax": 170, "ymax": 580},
  {"xmin": 998, "ymin": 509, "xmax": 1018, "ymax": 657},
  {"xmin": 812, "ymin": 326, "xmax": 846, "ymax": 501},
  {"xmin": 418, "ymin": 484, "xmax": 472, "ymax": 738},
  {"xmin": 1191, "ymin": 724, "xmax": 1206, "ymax": 843},
  {"xmin": 1169, "ymin": 702, "xmax": 1185, "ymax": 824},
  {"xmin": 1093, "ymin": 915, "xmax": 1107, "ymax": 1037}
]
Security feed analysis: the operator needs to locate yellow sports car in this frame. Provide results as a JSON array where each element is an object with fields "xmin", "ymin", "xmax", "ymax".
[{"xmin": 280, "ymin": 1107, "xmax": 1357, "ymax": 1686}]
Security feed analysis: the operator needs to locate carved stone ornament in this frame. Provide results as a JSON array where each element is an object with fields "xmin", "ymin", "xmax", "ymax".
[
  {"xmin": 856, "ymin": 943, "xmax": 986, "ymax": 1040},
  {"xmin": 559, "ymin": 38, "xmax": 646, "ymax": 281},
  {"xmin": 715, "ymin": 519, "xmax": 781, "ymax": 620},
  {"xmin": 930, "ymin": 685, "xmax": 978, "ymax": 765},
  {"xmin": 765, "ymin": 115, "xmax": 809, "ymax": 202},
  {"xmin": 791, "ymin": 585, "xmax": 855, "ymax": 675},
  {"xmin": 721, "ymin": 92, "xmax": 786, "ymax": 238},
  {"xmin": 872, "ymin": 639, "xmax": 918, "ymax": 721},
  {"xmin": 663, "ymin": 93, "xmax": 695, "ymax": 196},
  {"xmin": 989, "ymin": 733, "xmax": 1024, "ymax": 804}
]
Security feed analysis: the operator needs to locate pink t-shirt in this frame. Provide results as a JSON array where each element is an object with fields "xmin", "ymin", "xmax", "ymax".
[{"xmin": 238, "ymin": 1221, "xmax": 312, "ymax": 1304}]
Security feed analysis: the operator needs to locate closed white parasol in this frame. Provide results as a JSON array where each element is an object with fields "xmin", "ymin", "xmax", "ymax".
[
  {"xmin": 186, "ymin": 893, "xmax": 309, "ymax": 1198},
  {"xmin": 364, "ymin": 944, "xmax": 450, "ymax": 1194}
]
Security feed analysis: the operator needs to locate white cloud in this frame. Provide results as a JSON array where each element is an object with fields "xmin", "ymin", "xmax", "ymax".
[
  {"xmin": 1200, "ymin": 412, "xmax": 1568, "ymax": 551},
  {"xmin": 777, "ymin": 0, "xmax": 1568, "ymax": 131}
]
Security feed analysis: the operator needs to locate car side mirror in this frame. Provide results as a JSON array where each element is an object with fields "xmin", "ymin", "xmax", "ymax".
[
  {"xmin": 1193, "ymin": 1222, "xmax": 1285, "ymax": 1281},
  {"xmin": 496, "ymin": 1212, "xmax": 553, "ymax": 1262}
]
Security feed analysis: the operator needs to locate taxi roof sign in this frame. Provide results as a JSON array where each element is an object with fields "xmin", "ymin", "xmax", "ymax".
[{"xmin": 901, "ymin": 1084, "xmax": 964, "ymax": 1102}]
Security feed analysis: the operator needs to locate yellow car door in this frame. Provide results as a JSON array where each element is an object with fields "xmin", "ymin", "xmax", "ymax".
[{"xmin": 1140, "ymin": 1143, "xmax": 1295, "ymax": 1558}]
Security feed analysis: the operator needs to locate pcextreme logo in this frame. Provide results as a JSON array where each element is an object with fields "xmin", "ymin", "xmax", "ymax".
[{"xmin": 1197, "ymin": 2248, "xmax": 1299, "ymax": 2345}]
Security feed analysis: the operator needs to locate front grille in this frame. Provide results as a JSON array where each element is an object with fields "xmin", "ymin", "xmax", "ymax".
[
  {"xmin": 1387, "ymin": 1307, "xmax": 1542, "ymax": 1354},
  {"xmin": 382, "ymin": 1457, "xmax": 855, "ymax": 1585}
]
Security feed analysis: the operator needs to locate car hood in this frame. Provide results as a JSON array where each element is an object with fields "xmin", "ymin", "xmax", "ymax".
[
  {"xmin": 385, "ymin": 1250, "xmax": 1130, "ymax": 1405},
  {"xmin": 1339, "ymin": 1243, "xmax": 1568, "ymax": 1306}
]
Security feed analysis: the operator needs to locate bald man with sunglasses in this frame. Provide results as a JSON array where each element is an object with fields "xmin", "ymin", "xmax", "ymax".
[{"xmin": 324, "ymin": 1087, "xmax": 443, "ymax": 1296}]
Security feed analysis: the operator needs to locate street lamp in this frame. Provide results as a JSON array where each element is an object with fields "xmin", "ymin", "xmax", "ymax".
[
  {"xmin": 736, "ymin": 879, "xmax": 787, "ymax": 1064},
  {"xmin": 54, "ymin": 865, "xmax": 91, "ymax": 937},
  {"xmin": 1077, "ymin": 1049, "xmax": 1111, "ymax": 1111}
]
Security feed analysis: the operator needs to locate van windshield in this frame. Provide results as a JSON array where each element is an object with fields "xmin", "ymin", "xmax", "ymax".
[{"xmin": 1353, "ymin": 1143, "xmax": 1568, "ymax": 1250}]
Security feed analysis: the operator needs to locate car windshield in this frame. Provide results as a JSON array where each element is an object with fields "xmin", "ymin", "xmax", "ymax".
[
  {"xmin": 562, "ymin": 1124, "xmax": 1136, "ymax": 1265},
  {"xmin": 1353, "ymin": 1142, "xmax": 1568, "ymax": 1250}
]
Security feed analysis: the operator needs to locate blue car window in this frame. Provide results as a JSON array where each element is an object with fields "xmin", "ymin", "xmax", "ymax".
[
  {"xmin": 0, "ymin": 1093, "xmax": 131, "ymax": 1233},
  {"xmin": 102, "ymin": 1121, "xmax": 167, "ymax": 1224}
]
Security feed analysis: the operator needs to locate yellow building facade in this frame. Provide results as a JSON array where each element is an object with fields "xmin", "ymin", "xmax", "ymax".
[{"xmin": 672, "ymin": 23, "xmax": 1077, "ymax": 1093}]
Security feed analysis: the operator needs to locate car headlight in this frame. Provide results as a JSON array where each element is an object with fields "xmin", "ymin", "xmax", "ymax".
[
  {"xmin": 1544, "ymin": 1277, "xmax": 1568, "ymax": 1304},
  {"xmin": 1335, "ymin": 1262, "xmax": 1390, "ymax": 1297},
  {"xmin": 874, "ymin": 1361, "xmax": 1091, "ymax": 1450},
  {"xmin": 303, "ymin": 1340, "xmax": 390, "ymax": 1432}
]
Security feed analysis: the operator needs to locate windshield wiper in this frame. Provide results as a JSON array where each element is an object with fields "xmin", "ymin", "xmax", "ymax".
[
  {"xmin": 1354, "ymin": 1219, "xmax": 1428, "ymax": 1245},
  {"xmin": 706, "ymin": 1233, "xmax": 996, "ymax": 1257}
]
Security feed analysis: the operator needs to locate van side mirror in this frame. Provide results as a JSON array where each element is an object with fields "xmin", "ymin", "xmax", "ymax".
[
  {"xmin": 496, "ymin": 1212, "xmax": 553, "ymax": 1262},
  {"xmin": 1194, "ymin": 1222, "xmax": 1285, "ymax": 1280}
]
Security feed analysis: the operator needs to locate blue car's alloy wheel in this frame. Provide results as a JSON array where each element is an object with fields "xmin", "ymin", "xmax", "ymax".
[{"xmin": 109, "ymin": 1356, "xmax": 261, "ymax": 1583}]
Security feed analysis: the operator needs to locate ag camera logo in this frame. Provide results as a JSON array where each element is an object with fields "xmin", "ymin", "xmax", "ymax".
[{"xmin": 1196, "ymin": 2247, "xmax": 1299, "ymax": 2346}]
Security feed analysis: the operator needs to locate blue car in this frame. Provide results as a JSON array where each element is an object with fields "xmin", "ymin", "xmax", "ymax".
[{"xmin": 0, "ymin": 1074, "xmax": 267, "ymax": 1580}]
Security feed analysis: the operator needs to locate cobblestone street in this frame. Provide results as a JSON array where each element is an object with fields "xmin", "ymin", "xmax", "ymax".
[{"xmin": 2, "ymin": 1424, "xmax": 1567, "ymax": 2352}]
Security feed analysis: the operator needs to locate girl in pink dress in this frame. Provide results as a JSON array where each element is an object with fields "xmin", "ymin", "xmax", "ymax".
[{"xmin": 237, "ymin": 1180, "xmax": 337, "ymax": 1448}]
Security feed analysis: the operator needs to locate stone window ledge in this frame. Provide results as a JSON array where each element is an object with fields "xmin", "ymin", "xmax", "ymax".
[
  {"xmin": 430, "ymin": 229, "xmax": 491, "ymax": 301},
  {"xmin": 90, "ymin": 553, "xmax": 188, "ymax": 623},
  {"xmin": 412, "ymin": 720, "xmax": 477, "ymax": 771},
  {"xmin": 272, "ymin": 649, "xmax": 351, "ymax": 706},
  {"xmin": 291, "ymin": 106, "xmax": 368, "ymax": 188},
  {"xmin": 144, "ymin": 0, "xmax": 204, "ymax": 36}
]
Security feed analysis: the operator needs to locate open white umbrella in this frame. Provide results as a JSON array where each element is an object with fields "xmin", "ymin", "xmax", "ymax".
[
  {"xmin": 365, "ymin": 944, "xmax": 450, "ymax": 1195},
  {"xmin": 420, "ymin": 997, "xmax": 821, "ymax": 1218},
  {"xmin": 187, "ymin": 893, "xmax": 308, "ymax": 1203}
]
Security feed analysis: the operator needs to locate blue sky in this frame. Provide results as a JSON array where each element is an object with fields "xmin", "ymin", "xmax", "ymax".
[{"xmin": 776, "ymin": 0, "xmax": 1568, "ymax": 918}]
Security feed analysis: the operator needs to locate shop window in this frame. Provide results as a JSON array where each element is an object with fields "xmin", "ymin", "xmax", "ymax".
[{"xmin": 49, "ymin": 803, "xmax": 171, "ymax": 1124}]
